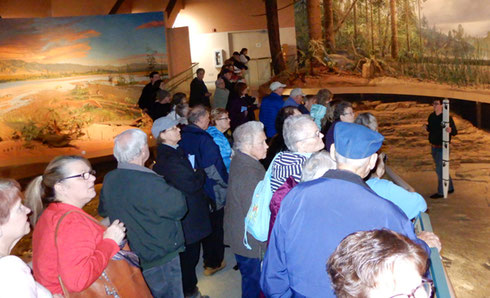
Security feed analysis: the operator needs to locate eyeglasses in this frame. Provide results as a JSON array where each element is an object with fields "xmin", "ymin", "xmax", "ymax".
[
  {"xmin": 217, "ymin": 117, "xmax": 229, "ymax": 121},
  {"xmin": 297, "ymin": 130, "xmax": 322, "ymax": 142},
  {"xmin": 390, "ymin": 278, "xmax": 433, "ymax": 298},
  {"xmin": 59, "ymin": 170, "xmax": 96, "ymax": 182}
]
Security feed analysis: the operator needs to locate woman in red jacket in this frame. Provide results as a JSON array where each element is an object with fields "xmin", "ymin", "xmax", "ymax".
[{"xmin": 26, "ymin": 155, "xmax": 126, "ymax": 295}]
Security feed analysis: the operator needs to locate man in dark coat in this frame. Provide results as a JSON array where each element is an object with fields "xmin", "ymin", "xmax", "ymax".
[
  {"xmin": 261, "ymin": 122, "xmax": 441, "ymax": 298},
  {"xmin": 425, "ymin": 98, "xmax": 457, "ymax": 198},
  {"xmin": 151, "ymin": 116, "xmax": 212, "ymax": 298},
  {"xmin": 189, "ymin": 68, "xmax": 211, "ymax": 107},
  {"xmin": 179, "ymin": 105, "xmax": 229, "ymax": 276},
  {"xmin": 138, "ymin": 71, "xmax": 160, "ymax": 112},
  {"xmin": 99, "ymin": 128, "xmax": 187, "ymax": 298}
]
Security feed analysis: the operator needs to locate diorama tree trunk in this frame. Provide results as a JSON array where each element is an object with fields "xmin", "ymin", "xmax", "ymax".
[
  {"xmin": 417, "ymin": 0, "xmax": 423, "ymax": 51},
  {"xmin": 265, "ymin": 0, "xmax": 286, "ymax": 74},
  {"xmin": 323, "ymin": 0, "xmax": 335, "ymax": 51},
  {"xmin": 390, "ymin": 0, "xmax": 399, "ymax": 59},
  {"xmin": 370, "ymin": 0, "xmax": 375, "ymax": 53},
  {"xmin": 405, "ymin": 0, "xmax": 411, "ymax": 52},
  {"xmin": 307, "ymin": 0, "xmax": 322, "ymax": 40},
  {"xmin": 353, "ymin": 2, "xmax": 358, "ymax": 43}
]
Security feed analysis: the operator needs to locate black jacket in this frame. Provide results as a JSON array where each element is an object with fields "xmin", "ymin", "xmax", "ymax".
[
  {"xmin": 138, "ymin": 82, "xmax": 158, "ymax": 110},
  {"xmin": 427, "ymin": 112, "xmax": 457, "ymax": 145},
  {"xmin": 189, "ymin": 78, "xmax": 210, "ymax": 107},
  {"xmin": 153, "ymin": 143, "xmax": 212, "ymax": 244},
  {"xmin": 99, "ymin": 164, "xmax": 187, "ymax": 270}
]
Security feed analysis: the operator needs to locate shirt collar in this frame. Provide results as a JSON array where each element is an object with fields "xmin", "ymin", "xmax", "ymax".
[{"xmin": 117, "ymin": 162, "xmax": 158, "ymax": 175}]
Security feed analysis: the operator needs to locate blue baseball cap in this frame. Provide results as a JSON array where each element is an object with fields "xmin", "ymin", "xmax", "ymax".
[{"xmin": 334, "ymin": 122, "xmax": 384, "ymax": 159}]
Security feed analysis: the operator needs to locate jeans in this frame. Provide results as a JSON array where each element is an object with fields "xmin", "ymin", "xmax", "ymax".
[
  {"xmin": 235, "ymin": 254, "xmax": 261, "ymax": 298},
  {"xmin": 202, "ymin": 208, "xmax": 225, "ymax": 268},
  {"xmin": 180, "ymin": 241, "xmax": 201, "ymax": 296},
  {"xmin": 431, "ymin": 146, "xmax": 454, "ymax": 195},
  {"xmin": 142, "ymin": 255, "xmax": 184, "ymax": 298}
]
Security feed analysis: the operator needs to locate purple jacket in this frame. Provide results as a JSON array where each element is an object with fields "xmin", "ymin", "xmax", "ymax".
[{"xmin": 268, "ymin": 176, "xmax": 298, "ymax": 242}]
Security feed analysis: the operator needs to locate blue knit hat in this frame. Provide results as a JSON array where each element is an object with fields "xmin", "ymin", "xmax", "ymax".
[{"xmin": 334, "ymin": 122, "xmax": 384, "ymax": 159}]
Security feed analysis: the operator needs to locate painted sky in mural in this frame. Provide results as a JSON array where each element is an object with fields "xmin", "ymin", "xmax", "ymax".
[
  {"xmin": 422, "ymin": 0, "xmax": 489, "ymax": 37},
  {"xmin": 0, "ymin": 12, "xmax": 166, "ymax": 67}
]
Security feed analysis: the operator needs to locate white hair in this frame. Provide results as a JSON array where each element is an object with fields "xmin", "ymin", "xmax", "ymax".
[
  {"xmin": 283, "ymin": 114, "xmax": 316, "ymax": 152},
  {"xmin": 113, "ymin": 129, "xmax": 148, "ymax": 163},
  {"xmin": 335, "ymin": 151, "xmax": 371, "ymax": 169},
  {"xmin": 301, "ymin": 151, "xmax": 337, "ymax": 182},
  {"xmin": 233, "ymin": 121, "xmax": 264, "ymax": 151}
]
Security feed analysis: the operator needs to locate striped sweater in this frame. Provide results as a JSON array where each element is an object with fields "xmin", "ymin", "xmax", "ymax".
[{"xmin": 270, "ymin": 151, "xmax": 308, "ymax": 192}]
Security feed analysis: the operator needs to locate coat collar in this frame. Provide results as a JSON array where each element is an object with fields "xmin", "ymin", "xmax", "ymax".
[{"xmin": 322, "ymin": 169, "xmax": 371, "ymax": 190}]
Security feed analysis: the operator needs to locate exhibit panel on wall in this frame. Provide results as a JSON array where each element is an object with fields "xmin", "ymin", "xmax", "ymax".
[{"xmin": 0, "ymin": 12, "xmax": 167, "ymax": 158}]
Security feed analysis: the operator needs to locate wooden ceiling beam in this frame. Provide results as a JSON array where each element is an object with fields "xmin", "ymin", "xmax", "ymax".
[{"xmin": 109, "ymin": 0, "xmax": 126, "ymax": 14}]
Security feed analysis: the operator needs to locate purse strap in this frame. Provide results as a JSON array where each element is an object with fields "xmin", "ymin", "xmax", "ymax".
[{"xmin": 54, "ymin": 210, "xmax": 116, "ymax": 297}]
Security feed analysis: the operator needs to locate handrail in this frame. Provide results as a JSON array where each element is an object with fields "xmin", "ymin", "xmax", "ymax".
[
  {"xmin": 385, "ymin": 167, "xmax": 456, "ymax": 298},
  {"xmin": 414, "ymin": 213, "xmax": 456, "ymax": 298},
  {"xmin": 164, "ymin": 62, "xmax": 200, "ymax": 92}
]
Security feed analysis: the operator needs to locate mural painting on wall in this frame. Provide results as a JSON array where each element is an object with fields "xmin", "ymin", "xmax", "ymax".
[
  {"xmin": 0, "ymin": 12, "xmax": 166, "ymax": 154},
  {"xmin": 292, "ymin": 0, "xmax": 489, "ymax": 90}
]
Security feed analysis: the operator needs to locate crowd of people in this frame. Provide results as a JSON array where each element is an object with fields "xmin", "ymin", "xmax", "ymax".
[{"xmin": 0, "ymin": 68, "xmax": 455, "ymax": 298}]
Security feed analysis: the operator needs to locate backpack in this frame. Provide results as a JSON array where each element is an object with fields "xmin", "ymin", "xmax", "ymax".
[{"xmin": 243, "ymin": 154, "xmax": 279, "ymax": 249}]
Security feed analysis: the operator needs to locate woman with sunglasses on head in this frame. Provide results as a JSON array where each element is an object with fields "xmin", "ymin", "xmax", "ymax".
[
  {"xmin": 327, "ymin": 229, "xmax": 432, "ymax": 298},
  {"xmin": 0, "ymin": 179, "xmax": 53, "ymax": 297},
  {"xmin": 25, "ymin": 156, "xmax": 126, "ymax": 296}
]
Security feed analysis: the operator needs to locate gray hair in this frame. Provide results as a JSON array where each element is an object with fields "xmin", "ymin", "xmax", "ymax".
[
  {"xmin": 283, "ymin": 114, "xmax": 316, "ymax": 152},
  {"xmin": 113, "ymin": 129, "xmax": 148, "ymax": 163},
  {"xmin": 355, "ymin": 112, "xmax": 378, "ymax": 132},
  {"xmin": 233, "ymin": 121, "xmax": 264, "ymax": 151},
  {"xmin": 188, "ymin": 105, "xmax": 208, "ymax": 125},
  {"xmin": 301, "ymin": 151, "xmax": 337, "ymax": 182}
]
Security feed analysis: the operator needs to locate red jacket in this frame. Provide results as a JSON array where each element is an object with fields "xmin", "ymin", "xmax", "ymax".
[{"xmin": 32, "ymin": 203, "xmax": 119, "ymax": 294}]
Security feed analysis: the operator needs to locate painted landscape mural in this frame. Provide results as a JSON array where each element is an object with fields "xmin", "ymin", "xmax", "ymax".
[
  {"xmin": 292, "ymin": 0, "xmax": 489, "ymax": 87},
  {"xmin": 0, "ymin": 12, "xmax": 166, "ymax": 159}
]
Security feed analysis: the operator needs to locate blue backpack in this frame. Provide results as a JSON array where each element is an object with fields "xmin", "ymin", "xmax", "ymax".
[{"xmin": 243, "ymin": 154, "xmax": 279, "ymax": 250}]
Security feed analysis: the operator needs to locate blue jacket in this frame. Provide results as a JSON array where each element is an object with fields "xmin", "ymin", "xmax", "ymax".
[
  {"xmin": 261, "ymin": 169, "xmax": 429, "ymax": 298},
  {"xmin": 367, "ymin": 178, "xmax": 427, "ymax": 220},
  {"xmin": 206, "ymin": 126, "xmax": 232, "ymax": 172},
  {"xmin": 259, "ymin": 92, "xmax": 284, "ymax": 138},
  {"xmin": 179, "ymin": 124, "xmax": 228, "ymax": 210}
]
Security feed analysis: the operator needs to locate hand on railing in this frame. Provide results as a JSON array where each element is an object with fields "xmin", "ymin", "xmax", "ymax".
[{"xmin": 417, "ymin": 231, "xmax": 442, "ymax": 253}]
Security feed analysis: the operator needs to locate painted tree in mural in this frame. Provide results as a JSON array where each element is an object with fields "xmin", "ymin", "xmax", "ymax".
[
  {"xmin": 390, "ymin": 0, "xmax": 399, "ymax": 58},
  {"xmin": 323, "ymin": 0, "xmax": 335, "ymax": 50},
  {"xmin": 265, "ymin": 0, "xmax": 286, "ymax": 74},
  {"xmin": 307, "ymin": 0, "xmax": 322, "ymax": 41}
]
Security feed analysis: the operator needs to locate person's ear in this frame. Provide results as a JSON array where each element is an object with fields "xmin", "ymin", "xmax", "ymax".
[
  {"xmin": 53, "ymin": 182, "xmax": 65, "ymax": 197},
  {"xmin": 368, "ymin": 153, "xmax": 379, "ymax": 170},
  {"xmin": 330, "ymin": 144, "xmax": 337, "ymax": 161}
]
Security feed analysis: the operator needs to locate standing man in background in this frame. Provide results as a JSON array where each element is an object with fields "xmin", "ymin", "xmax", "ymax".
[
  {"xmin": 138, "ymin": 71, "xmax": 160, "ymax": 113},
  {"xmin": 425, "ymin": 99, "xmax": 457, "ymax": 199},
  {"xmin": 190, "ymin": 68, "xmax": 211, "ymax": 107},
  {"xmin": 259, "ymin": 81, "xmax": 286, "ymax": 139}
]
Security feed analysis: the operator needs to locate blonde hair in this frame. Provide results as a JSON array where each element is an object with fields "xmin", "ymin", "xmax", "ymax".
[
  {"xmin": 210, "ymin": 108, "xmax": 228, "ymax": 126},
  {"xmin": 25, "ymin": 155, "xmax": 90, "ymax": 226}
]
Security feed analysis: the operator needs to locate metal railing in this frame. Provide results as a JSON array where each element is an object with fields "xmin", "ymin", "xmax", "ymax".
[
  {"xmin": 385, "ymin": 167, "xmax": 456, "ymax": 298},
  {"xmin": 164, "ymin": 62, "xmax": 200, "ymax": 94}
]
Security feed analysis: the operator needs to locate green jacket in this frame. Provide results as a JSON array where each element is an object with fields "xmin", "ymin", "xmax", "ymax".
[{"xmin": 99, "ymin": 163, "xmax": 187, "ymax": 270}]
